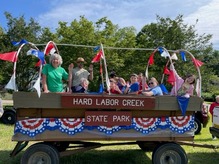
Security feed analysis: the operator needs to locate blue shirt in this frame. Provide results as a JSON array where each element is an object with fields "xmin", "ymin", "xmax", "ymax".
[
  {"xmin": 150, "ymin": 86, "xmax": 163, "ymax": 96},
  {"xmin": 128, "ymin": 82, "xmax": 139, "ymax": 93}
]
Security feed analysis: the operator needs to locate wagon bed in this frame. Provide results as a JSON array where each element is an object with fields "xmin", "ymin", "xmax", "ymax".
[{"xmin": 11, "ymin": 92, "xmax": 204, "ymax": 164}]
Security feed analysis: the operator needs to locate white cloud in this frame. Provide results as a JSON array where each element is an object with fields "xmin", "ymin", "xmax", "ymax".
[
  {"xmin": 184, "ymin": 0, "xmax": 219, "ymax": 49},
  {"xmin": 37, "ymin": 0, "xmax": 219, "ymax": 49}
]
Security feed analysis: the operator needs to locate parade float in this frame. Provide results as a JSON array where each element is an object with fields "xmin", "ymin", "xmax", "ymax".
[{"xmin": 1, "ymin": 40, "xmax": 207, "ymax": 164}]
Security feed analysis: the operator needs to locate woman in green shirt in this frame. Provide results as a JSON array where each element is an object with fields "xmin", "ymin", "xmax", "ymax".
[{"xmin": 42, "ymin": 53, "xmax": 68, "ymax": 92}]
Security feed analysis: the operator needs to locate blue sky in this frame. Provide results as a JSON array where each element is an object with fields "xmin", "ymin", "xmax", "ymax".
[{"xmin": 1, "ymin": 0, "xmax": 219, "ymax": 50}]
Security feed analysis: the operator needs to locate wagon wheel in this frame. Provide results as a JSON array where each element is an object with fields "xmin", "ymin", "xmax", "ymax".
[
  {"xmin": 152, "ymin": 142, "xmax": 188, "ymax": 164},
  {"xmin": 194, "ymin": 117, "xmax": 202, "ymax": 135},
  {"xmin": 44, "ymin": 141, "xmax": 70, "ymax": 152},
  {"xmin": 136, "ymin": 141, "xmax": 159, "ymax": 152},
  {"xmin": 1, "ymin": 110, "xmax": 16, "ymax": 124},
  {"xmin": 20, "ymin": 143, "xmax": 60, "ymax": 164}
]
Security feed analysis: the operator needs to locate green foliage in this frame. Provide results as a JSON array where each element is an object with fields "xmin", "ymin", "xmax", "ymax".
[
  {"xmin": 136, "ymin": 15, "xmax": 217, "ymax": 96},
  {"xmin": 0, "ymin": 13, "xmax": 218, "ymax": 97}
]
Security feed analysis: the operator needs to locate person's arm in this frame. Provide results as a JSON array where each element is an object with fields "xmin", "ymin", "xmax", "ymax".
[
  {"xmin": 42, "ymin": 74, "xmax": 49, "ymax": 93},
  {"xmin": 128, "ymin": 91, "xmax": 139, "ymax": 95},
  {"xmin": 209, "ymin": 103, "xmax": 215, "ymax": 115},
  {"xmin": 114, "ymin": 85, "xmax": 123, "ymax": 94},
  {"xmin": 126, "ymin": 83, "xmax": 139, "ymax": 95},
  {"xmin": 169, "ymin": 63, "xmax": 184, "ymax": 95},
  {"xmin": 142, "ymin": 91, "xmax": 154, "ymax": 96},
  {"xmin": 88, "ymin": 64, "xmax": 93, "ymax": 81},
  {"xmin": 123, "ymin": 82, "xmax": 130, "ymax": 94},
  {"xmin": 68, "ymin": 63, "xmax": 74, "ymax": 92},
  {"xmin": 142, "ymin": 76, "xmax": 148, "ymax": 91}
]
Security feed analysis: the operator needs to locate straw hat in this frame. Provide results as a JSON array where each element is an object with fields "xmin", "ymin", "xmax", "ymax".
[{"xmin": 77, "ymin": 57, "xmax": 86, "ymax": 63}]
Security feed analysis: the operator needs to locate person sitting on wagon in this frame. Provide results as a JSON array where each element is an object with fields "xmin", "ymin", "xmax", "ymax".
[
  {"xmin": 142, "ymin": 77, "xmax": 163, "ymax": 96},
  {"xmin": 109, "ymin": 71, "xmax": 126, "ymax": 92},
  {"xmin": 124, "ymin": 73, "xmax": 139, "ymax": 95},
  {"xmin": 68, "ymin": 57, "xmax": 93, "ymax": 93},
  {"xmin": 138, "ymin": 72, "xmax": 148, "ymax": 94},
  {"xmin": 169, "ymin": 64, "xmax": 196, "ymax": 98},
  {"xmin": 109, "ymin": 79, "xmax": 123, "ymax": 94},
  {"xmin": 72, "ymin": 78, "xmax": 89, "ymax": 93},
  {"xmin": 42, "ymin": 53, "xmax": 69, "ymax": 93}
]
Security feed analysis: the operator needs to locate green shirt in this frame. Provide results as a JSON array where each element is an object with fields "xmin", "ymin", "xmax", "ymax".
[{"xmin": 42, "ymin": 64, "xmax": 68, "ymax": 92}]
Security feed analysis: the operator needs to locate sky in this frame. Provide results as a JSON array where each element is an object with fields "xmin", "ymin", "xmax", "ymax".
[{"xmin": 1, "ymin": 0, "xmax": 219, "ymax": 50}]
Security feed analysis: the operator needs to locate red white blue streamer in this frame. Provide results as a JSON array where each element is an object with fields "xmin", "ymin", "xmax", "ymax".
[
  {"xmin": 14, "ymin": 116, "xmax": 194, "ymax": 137},
  {"xmin": 15, "ymin": 118, "xmax": 84, "ymax": 137}
]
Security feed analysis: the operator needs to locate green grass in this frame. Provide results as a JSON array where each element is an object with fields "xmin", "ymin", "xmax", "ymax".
[
  {"xmin": 0, "ymin": 119, "xmax": 219, "ymax": 164},
  {"xmin": 0, "ymin": 93, "xmax": 12, "ymax": 100}
]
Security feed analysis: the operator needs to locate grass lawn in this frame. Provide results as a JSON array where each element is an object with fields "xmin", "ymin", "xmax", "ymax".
[{"xmin": 0, "ymin": 117, "xmax": 219, "ymax": 164}]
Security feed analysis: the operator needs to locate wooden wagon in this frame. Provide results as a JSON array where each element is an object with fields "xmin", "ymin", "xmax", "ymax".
[{"xmin": 10, "ymin": 92, "xmax": 204, "ymax": 164}]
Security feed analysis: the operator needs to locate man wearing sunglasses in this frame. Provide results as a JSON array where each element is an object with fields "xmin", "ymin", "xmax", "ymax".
[
  {"xmin": 142, "ymin": 77, "xmax": 163, "ymax": 96},
  {"xmin": 68, "ymin": 57, "xmax": 93, "ymax": 93}
]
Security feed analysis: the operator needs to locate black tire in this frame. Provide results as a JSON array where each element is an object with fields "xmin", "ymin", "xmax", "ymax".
[
  {"xmin": 152, "ymin": 142, "xmax": 188, "ymax": 164},
  {"xmin": 21, "ymin": 143, "xmax": 60, "ymax": 164},
  {"xmin": 44, "ymin": 141, "xmax": 70, "ymax": 152},
  {"xmin": 137, "ymin": 141, "xmax": 159, "ymax": 152},
  {"xmin": 194, "ymin": 117, "xmax": 202, "ymax": 135},
  {"xmin": 1, "ymin": 110, "xmax": 16, "ymax": 124}
]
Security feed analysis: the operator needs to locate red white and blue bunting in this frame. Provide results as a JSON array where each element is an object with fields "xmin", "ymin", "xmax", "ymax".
[{"xmin": 14, "ymin": 116, "xmax": 194, "ymax": 137}]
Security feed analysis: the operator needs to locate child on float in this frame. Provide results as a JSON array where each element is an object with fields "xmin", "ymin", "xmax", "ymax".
[
  {"xmin": 109, "ymin": 71, "xmax": 126, "ymax": 93},
  {"xmin": 137, "ymin": 72, "xmax": 148, "ymax": 94},
  {"xmin": 105, "ymin": 79, "xmax": 123, "ymax": 94},
  {"xmin": 124, "ymin": 73, "xmax": 139, "ymax": 95},
  {"xmin": 169, "ymin": 63, "xmax": 196, "ymax": 98}
]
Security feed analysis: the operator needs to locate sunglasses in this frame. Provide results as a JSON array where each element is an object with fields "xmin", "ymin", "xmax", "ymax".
[
  {"xmin": 77, "ymin": 62, "xmax": 84, "ymax": 64},
  {"xmin": 148, "ymin": 82, "xmax": 154, "ymax": 85}
]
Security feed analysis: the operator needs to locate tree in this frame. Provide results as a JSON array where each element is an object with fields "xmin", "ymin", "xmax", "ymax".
[
  {"xmin": 135, "ymin": 15, "xmax": 218, "ymax": 99},
  {"xmin": 0, "ymin": 13, "xmax": 218, "ymax": 98},
  {"xmin": 56, "ymin": 16, "xmax": 137, "ymax": 90},
  {"xmin": 1, "ymin": 12, "xmax": 44, "ymax": 91}
]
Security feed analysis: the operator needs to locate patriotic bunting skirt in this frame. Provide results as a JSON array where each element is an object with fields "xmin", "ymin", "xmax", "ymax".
[{"xmin": 14, "ymin": 116, "xmax": 194, "ymax": 137}]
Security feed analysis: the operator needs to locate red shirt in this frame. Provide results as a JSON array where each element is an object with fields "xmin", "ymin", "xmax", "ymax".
[
  {"xmin": 110, "ymin": 89, "xmax": 121, "ymax": 94},
  {"xmin": 105, "ymin": 89, "xmax": 121, "ymax": 94},
  {"xmin": 209, "ymin": 102, "xmax": 219, "ymax": 115}
]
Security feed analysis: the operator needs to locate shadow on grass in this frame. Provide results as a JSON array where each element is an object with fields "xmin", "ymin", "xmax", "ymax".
[
  {"xmin": 60, "ymin": 149, "xmax": 150, "ymax": 164},
  {"xmin": 1, "ymin": 149, "xmax": 150, "ymax": 164},
  {"xmin": 187, "ymin": 152, "xmax": 219, "ymax": 164},
  {"xmin": 0, "ymin": 151, "xmax": 22, "ymax": 164},
  {"xmin": 1, "ymin": 149, "xmax": 219, "ymax": 164}
]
